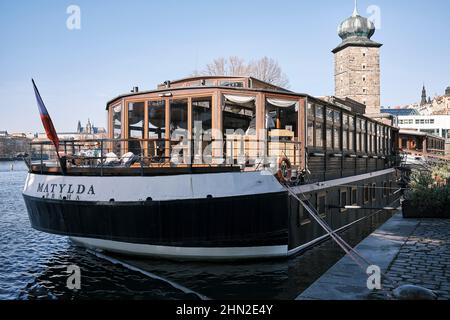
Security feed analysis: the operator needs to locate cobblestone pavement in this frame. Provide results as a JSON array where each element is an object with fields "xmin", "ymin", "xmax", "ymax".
[{"xmin": 383, "ymin": 219, "xmax": 450, "ymax": 300}]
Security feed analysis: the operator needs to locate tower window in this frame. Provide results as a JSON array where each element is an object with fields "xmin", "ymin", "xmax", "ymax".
[
  {"xmin": 363, "ymin": 77, "xmax": 366, "ymax": 82},
  {"xmin": 362, "ymin": 64, "xmax": 366, "ymax": 69},
  {"xmin": 363, "ymin": 89, "xmax": 366, "ymax": 93},
  {"xmin": 363, "ymin": 53, "xmax": 366, "ymax": 57}
]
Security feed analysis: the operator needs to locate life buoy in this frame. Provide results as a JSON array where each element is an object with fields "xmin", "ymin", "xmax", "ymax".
[{"xmin": 276, "ymin": 157, "xmax": 292, "ymax": 183}]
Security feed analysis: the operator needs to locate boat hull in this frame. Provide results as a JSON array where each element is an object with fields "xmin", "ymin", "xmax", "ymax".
[
  {"xmin": 23, "ymin": 191, "xmax": 289, "ymax": 250},
  {"xmin": 23, "ymin": 171, "xmax": 290, "ymax": 260},
  {"xmin": 22, "ymin": 169, "xmax": 400, "ymax": 260}
]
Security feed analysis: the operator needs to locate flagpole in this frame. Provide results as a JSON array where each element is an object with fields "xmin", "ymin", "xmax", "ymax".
[{"xmin": 55, "ymin": 147, "xmax": 66, "ymax": 176}]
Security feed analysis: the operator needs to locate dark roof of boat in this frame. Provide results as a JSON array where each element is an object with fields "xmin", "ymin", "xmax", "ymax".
[{"xmin": 160, "ymin": 75, "xmax": 290, "ymax": 90}]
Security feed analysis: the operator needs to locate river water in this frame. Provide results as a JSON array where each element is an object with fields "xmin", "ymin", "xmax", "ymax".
[{"xmin": 0, "ymin": 161, "xmax": 393, "ymax": 300}]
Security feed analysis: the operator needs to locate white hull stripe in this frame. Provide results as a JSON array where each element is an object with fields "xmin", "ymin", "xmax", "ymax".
[
  {"xmin": 23, "ymin": 171, "xmax": 285, "ymax": 202},
  {"xmin": 71, "ymin": 237, "xmax": 288, "ymax": 261}
]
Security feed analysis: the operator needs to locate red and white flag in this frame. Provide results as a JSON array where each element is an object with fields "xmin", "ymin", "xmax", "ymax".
[{"xmin": 32, "ymin": 79, "xmax": 60, "ymax": 151}]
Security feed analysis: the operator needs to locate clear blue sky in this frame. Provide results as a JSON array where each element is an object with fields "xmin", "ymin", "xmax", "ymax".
[{"xmin": 1, "ymin": 0, "xmax": 449, "ymax": 133}]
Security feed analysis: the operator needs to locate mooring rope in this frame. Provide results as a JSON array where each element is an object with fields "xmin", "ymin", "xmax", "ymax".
[
  {"xmin": 87, "ymin": 249, "xmax": 211, "ymax": 300},
  {"xmin": 284, "ymin": 184, "xmax": 400, "ymax": 288}
]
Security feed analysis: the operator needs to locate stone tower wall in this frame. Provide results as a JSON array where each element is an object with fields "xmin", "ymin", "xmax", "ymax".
[{"xmin": 334, "ymin": 46, "xmax": 380, "ymax": 115}]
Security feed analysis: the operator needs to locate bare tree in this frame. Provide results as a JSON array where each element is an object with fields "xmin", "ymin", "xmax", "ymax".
[
  {"xmin": 248, "ymin": 57, "xmax": 290, "ymax": 89},
  {"xmin": 194, "ymin": 56, "xmax": 290, "ymax": 88}
]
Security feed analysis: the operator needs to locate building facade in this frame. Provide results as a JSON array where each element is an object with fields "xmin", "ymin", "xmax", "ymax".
[
  {"xmin": 333, "ymin": 3, "xmax": 382, "ymax": 115},
  {"xmin": 397, "ymin": 115, "xmax": 450, "ymax": 154},
  {"xmin": 398, "ymin": 130, "xmax": 446, "ymax": 156},
  {"xmin": 0, "ymin": 132, "xmax": 32, "ymax": 159}
]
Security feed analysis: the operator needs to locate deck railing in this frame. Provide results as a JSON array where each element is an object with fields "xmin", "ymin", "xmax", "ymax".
[{"xmin": 27, "ymin": 137, "xmax": 302, "ymax": 176}]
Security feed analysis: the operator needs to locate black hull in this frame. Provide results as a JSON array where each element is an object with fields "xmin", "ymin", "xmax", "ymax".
[
  {"xmin": 23, "ymin": 169, "xmax": 400, "ymax": 260},
  {"xmin": 23, "ymin": 192, "xmax": 289, "ymax": 248}
]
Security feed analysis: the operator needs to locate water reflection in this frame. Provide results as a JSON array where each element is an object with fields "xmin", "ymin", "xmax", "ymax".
[
  {"xmin": 110, "ymin": 211, "xmax": 392, "ymax": 300},
  {"xmin": 19, "ymin": 246, "xmax": 196, "ymax": 300}
]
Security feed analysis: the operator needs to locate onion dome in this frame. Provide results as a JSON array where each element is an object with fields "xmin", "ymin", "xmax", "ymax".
[{"xmin": 333, "ymin": 1, "xmax": 382, "ymax": 53}]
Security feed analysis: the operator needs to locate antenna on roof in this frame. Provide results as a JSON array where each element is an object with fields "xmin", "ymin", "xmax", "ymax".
[{"xmin": 353, "ymin": 0, "xmax": 359, "ymax": 16}]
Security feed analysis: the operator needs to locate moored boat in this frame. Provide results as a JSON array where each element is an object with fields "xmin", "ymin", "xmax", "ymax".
[{"xmin": 24, "ymin": 76, "xmax": 403, "ymax": 260}]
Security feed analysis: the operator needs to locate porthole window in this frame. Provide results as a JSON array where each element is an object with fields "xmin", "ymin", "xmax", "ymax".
[
  {"xmin": 317, "ymin": 193, "xmax": 327, "ymax": 217},
  {"xmin": 340, "ymin": 189, "xmax": 348, "ymax": 212},
  {"xmin": 364, "ymin": 185, "xmax": 370, "ymax": 204},
  {"xmin": 371, "ymin": 183, "xmax": 377, "ymax": 201}
]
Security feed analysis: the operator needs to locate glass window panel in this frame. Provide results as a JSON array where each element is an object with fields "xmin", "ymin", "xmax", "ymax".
[
  {"xmin": 348, "ymin": 116, "xmax": 355, "ymax": 129},
  {"xmin": 279, "ymin": 106, "xmax": 298, "ymax": 136},
  {"xmin": 343, "ymin": 114, "xmax": 349, "ymax": 128},
  {"xmin": 307, "ymin": 121, "xmax": 314, "ymax": 147},
  {"xmin": 112, "ymin": 104, "xmax": 122, "ymax": 140},
  {"xmin": 315, "ymin": 122, "xmax": 323, "ymax": 148},
  {"xmin": 349, "ymin": 132, "xmax": 354, "ymax": 151},
  {"xmin": 343, "ymin": 130, "xmax": 348, "ymax": 150},
  {"xmin": 192, "ymin": 98, "xmax": 212, "ymax": 133},
  {"xmin": 148, "ymin": 100, "xmax": 166, "ymax": 159},
  {"xmin": 307, "ymin": 103, "xmax": 314, "ymax": 120},
  {"xmin": 128, "ymin": 102, "xmax": 145, "ymax": 139},
  {"xmin": 326, "ymin": 108, "xmax": 334, "ymax": 123},
  {"xmin": 371, "ymin": 134, "xmax": 375, "ymax": 153},
  {"xmin": 192, "ymin": 97, "xmax": 212, "ymax": 162},
  {"xmin": 348, "ymin": 116, "xmax": 355, "ymax": 151},
  {"xmin": 267, "ymin": 101, "xmax": 298, "ymax": 137},
  {"xmin": 148, "ymin": 100, "xmax": 166, "ymax": 139},
  {"xmin": 128, "ymin": 102, "xmax": 145, "ymax": 155},
  {"xmin": 361, "ymin": 120, "xmax": 366, "ymax": 152},
  {"xmin": 361, "ymin": 132, "xmax": 365, "ymax": 152},
  {"xmin": 334, "ymin": 111, "xmax": 341, "ymax": 126},
  {"xmin": 170, "ymin": 99, "xmax": 188, "ymax": 139},
  {"xmin": 220, "ymin": 81, "xmax": 244, "ymax": 88},
  {"xmin": 356, "ymin": 132, "xmax": 360, "ymax": 152},
  {"xmin": 223, "ymin": 100, "xmax": 255, "ymax": 134},
  {"xmin": 326, "ymin": 127, "xmax": 332, "ymax": 149},
  {"xmin": 316, "ymin": 105, "xmax": 324, "ymax": 120},
  {"xmin": 112, "ymin": 104, "xmax": 122, "ymax": 154},
  {"xmin": 334, "ymin": 127, "xmax": 340, "ymax": 150}
]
